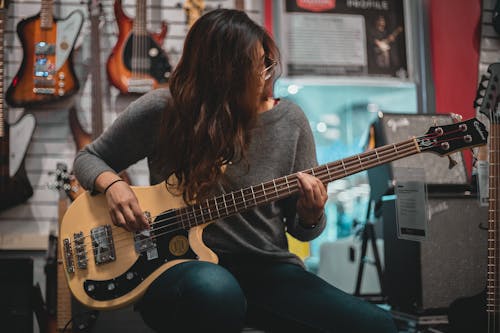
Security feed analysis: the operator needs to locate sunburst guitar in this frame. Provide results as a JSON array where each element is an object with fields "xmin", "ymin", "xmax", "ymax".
[
  {"xmin": 106, "ymin": 0, "xmax": 172, "ymax": 94},
  {"xmin": 6, "ymin": 0, "xmax": 83, "ymax": 108},
  {"xmin": 60, "ymin": 118, "xmax": 488, "ymax": 310}
]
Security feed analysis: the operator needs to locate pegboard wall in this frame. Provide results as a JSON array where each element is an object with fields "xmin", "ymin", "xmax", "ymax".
[{"xmin": 0, "ymin": 0, "xmax": 263, "ymax": 250}]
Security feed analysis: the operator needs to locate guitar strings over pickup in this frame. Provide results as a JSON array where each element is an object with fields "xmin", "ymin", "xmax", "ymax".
[{"xmin": 91, "ymin": 225, "xmax": 116, "ymax": 265}]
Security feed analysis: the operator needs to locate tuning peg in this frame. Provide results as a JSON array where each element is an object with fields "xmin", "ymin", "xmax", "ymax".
[{"xmin": 450, "ymin": 113, "xmax": 463, "ymax": 122}]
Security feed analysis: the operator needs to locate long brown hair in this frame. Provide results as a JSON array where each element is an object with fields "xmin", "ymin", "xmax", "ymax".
[{"xmin": 154, "ymin": 9, "xmax": 280, "ymax": 203}]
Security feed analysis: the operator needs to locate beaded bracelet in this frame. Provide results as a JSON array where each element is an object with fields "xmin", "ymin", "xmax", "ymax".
[{"xmin": 104, "ymin": 178, "xmax": 124, "ymax": 194}]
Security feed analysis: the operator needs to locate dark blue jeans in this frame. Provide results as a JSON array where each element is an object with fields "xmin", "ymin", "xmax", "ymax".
[{"xmin": 136, "ymin": 260, "xmax": 397, "ymax": 333}]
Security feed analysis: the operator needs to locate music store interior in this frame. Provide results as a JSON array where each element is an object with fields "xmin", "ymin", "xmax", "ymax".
[{"xmin": 0, "ymin": 0, "xmax": 497, "ymax": 332}]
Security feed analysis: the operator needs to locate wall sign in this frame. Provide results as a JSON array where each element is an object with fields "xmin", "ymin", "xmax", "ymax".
[{"xmin": 284, "ymin": 0, "xmax": 407, "ymax": 78}]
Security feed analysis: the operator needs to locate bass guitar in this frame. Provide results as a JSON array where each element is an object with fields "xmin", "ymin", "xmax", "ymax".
[
  {"xmin": 0, "ymin": 0, "xmax": 36, "ymax": 211},
  {"xmin": 448, "ymin": 63, "xmax": 500, "ymax": 333},
  {"xmin": 6, "ymin": 0, "xmax": 84, "ymax": 108},
  {"xmin": 60, "ymin": 118, "xmax": 488, "ymax": 310},
  {"xmin": 106, "ymin": 0, "xmax": 172, "ymax": 94}
]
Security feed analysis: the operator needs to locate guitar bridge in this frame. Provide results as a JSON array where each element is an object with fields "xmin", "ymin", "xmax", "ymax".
[{"xmin": 91, "ymin": 225, "xmax": 116, "ymax": 265}]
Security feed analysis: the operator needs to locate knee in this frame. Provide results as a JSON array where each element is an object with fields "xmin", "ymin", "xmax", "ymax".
[{"xmin": 180, "ymin": 262, "xmax": 246, "ymax": 313}]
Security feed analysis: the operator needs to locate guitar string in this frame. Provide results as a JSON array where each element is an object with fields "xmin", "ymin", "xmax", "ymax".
[
  {"xmin": 98, "ymin": 134, "xmax": 473, "ymax": 255},
  {"xmin": 487, "ymin": 115, "xmax": 499, "ymax": 330},
  {"xmin": 68, "ymin": 131, "xmax": 460, "ymax": 252},
  {"xmin": 67, "ymin": 131, "xmax": 468, "ymax": 257}
]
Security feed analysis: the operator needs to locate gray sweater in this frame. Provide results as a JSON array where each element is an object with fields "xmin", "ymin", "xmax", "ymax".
[{"xmin": 74, "ymin": 88, "xmax": 326, "ymax": 268}]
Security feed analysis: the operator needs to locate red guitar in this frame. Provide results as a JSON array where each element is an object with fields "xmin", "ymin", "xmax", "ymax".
[
  {"xmin": 107, "ymin": 0, "xmax": 172, "ymax": 94},
  {"xmin": 6, "ymin": 0, "xmax": 84, "ymax": 108}
]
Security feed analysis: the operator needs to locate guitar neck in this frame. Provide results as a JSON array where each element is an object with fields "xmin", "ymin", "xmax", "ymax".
[
  {"xmin": 90, "ymin": 1, "xmax": 103, "ymax": 139},
  {"xmin": 180, "ymin": 138, "xmax": 419, "ymax": 228},
  {"xmin": 40, "ymin": 0, "xmax": 54, "ymax": 29},
  {"xmin": 487, "ymin": 123, "xmax": 500, "ymax": 320},
  {"xmin": 133, "ymin": 0, "xmax": 147, "ymax": 35}
]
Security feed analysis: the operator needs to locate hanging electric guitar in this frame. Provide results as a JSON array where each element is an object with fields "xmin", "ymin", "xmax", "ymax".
[
  {"xmin": 448, "ymin": 63, "xmax": 500, "ymax": 333},
  {"xmin": 67, "ymin": 0, "xmax": 131, "ymax": 202},
  {"xmin": 60, "ymin": 118, "xmax": 488, "ymax": 310},
  {"xmin": 106, "ymin": 0, "xmax": 172, "ymax": 94},
  {"xmin": 5, "ymin": 0, "xmax": 84, "ymax": 108},
  {"xmin": 0, "ymin": 0, "xmax": 36, "ymax": 212}
]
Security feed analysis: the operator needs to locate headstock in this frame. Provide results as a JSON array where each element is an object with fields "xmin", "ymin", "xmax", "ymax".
[
  {"xmin": 418, "ymin": 118, "xmax": 488, "ymax": 156},
  {"xmin": 50, "ymin": 162, "xmax": 71, "ymax": 199},
  {"xmin": 475, "ymin": 63, "xmax": 500, "ymax": 124}
]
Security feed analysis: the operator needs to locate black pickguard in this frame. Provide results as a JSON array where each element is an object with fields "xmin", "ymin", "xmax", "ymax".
[
  {"xmin": 123, "ymin": 34, "xmax": 171, "ymax": 83},
  {"xmin": 83, "ymin": 210, "xmax": 197, "ymax": 301}
]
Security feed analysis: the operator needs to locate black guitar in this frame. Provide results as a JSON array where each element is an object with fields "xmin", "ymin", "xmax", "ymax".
[
  {"xmin": 0, "ymin": 0, "xmax": 36, "ymax": 211},
  {"xmin": 448, "ymin": 63, "xmax": 500, "ymax": 332}
]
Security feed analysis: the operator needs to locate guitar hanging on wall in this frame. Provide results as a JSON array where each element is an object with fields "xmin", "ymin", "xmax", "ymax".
[
  {"xmin": 60, "ymin": 118, "xmax": 487, "ymax": 310},
  {"xmin": 477, "ymin": 63, "xmax": 500, "ymax": 333},
  {"xmin": 106, "ymin": 0, "xmax": 172, "ymax": 94},
  {"xmin": 5, "ymin": 0, "xmax": 84, "ymax": 108},
  {"xmin": 449, "ymin": 63, "xmax": 500, "ymax": 333},
  {"xmin": 0, "ymin": 0, "xmax": 36, "ymax": 212},
  {"xmin": 67, "ymin": 0, "xmax": 131, "ymax": 202}
]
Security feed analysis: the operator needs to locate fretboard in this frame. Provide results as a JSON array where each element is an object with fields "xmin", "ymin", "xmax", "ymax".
[
  {"xmin": 40, "ymin": 0, "xmax": 53, "ymax": 29},
  {"xmin": 487, "ymin": 123, "xmax": 500, "ymax": 317},
  {"xmin": 133, "ymin": 0, "xmax": 147, "ymax": 36},
  {"xmin": 176, "ymin": 137, "xmax": 419, "ymax": 228}
]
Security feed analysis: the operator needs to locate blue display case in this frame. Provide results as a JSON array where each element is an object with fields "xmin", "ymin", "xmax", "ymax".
[{"xmin": 274, "ymin": 77, "xmax": 418, "ymax": 269}]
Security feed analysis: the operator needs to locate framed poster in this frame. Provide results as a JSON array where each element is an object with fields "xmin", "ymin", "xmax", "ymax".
[{"xmin": 282, "ymin": 0, "xmax": 407, "ymax": 78}]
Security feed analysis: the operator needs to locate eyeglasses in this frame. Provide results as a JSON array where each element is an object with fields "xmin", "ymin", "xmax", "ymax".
[{"xmin": 261, "ymin": 57, "xmax": 277, "ymax": 81}]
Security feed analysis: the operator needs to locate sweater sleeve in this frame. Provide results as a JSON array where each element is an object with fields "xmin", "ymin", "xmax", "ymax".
[
  {"xmin": 73, "ymin": 89, "xmax": 169, "ymax": 193},
  {"xmin": 283, "ymin": 105, "xmax": 326, "ymax": 242}
]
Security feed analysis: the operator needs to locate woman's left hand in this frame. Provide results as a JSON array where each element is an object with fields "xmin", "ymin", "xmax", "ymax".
[{"xmin": 296, "ymin": 172, "xmax": 328, "ymax": 227}]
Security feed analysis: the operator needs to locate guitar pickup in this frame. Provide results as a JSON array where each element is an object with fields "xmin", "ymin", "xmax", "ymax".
[
  {"xmin": 33, "ymin": 88, "xmax": 56, "ymax": 94},
  {"xmin": 91, "ymin": 225, "xmax": 116, "ymax": 265},
  {"xmin": 35, "ymin": 42, "xmax": 55, "ymax": 55},
  {"xmin": 34, "ymin": 78, "xmax": 55, "ymax": 86},
  {"xmin": 63, "ymin": 238, "xmax": 75, "ymax": 273}
]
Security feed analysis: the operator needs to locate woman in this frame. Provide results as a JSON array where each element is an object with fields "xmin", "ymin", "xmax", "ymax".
[{"xmin": 74, "ymin": 8, "xmax": 397, "ymax": 333}]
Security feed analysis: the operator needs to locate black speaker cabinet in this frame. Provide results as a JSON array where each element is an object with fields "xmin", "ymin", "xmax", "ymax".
[
  {"xmin": 0, "ymin": 257, "xmax": 34, "ymax": 333},
  {"xmin": 368, "ymin": 113, "xmax": 470, "ymax": 202},
  {"xmin": 382, "ymin": 195, "xmax": 487, "ymax": 314}
]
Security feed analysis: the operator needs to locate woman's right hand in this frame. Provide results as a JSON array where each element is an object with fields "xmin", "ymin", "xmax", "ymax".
[{"xmin": 104, "ymin": 180, "xmax": 150, "ymax": 232}]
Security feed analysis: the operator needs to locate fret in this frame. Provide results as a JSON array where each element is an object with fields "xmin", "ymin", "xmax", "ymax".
[
  {"xmin": 205, "ymin": 199, "xmax": 213, "ymax": 220},
  {"xmin": 272, "ymin": 179, "xmax": 278, "ymax": 197},
  {"xmin": 357, "ymin": 155, "xmax": 364, "ymax": 169},
  {"xmin": 341, "ymin": 160, "xmax": 348, "ymax": 176},
  {"xmin": 240, "ymin": 189, "xmax": 247, "ymax": 209},
  {"xmin": 393, "ymin": 144, "xmax": 399, "ymax": 156},
  {"xmin": 325, "ymin": 164, "xmax": 332, "ymax": 180},
  {"xmin": 191, "ymin": 205, "xmax": 198, "ymax": 226},
  {"xmin": 283, "ymin": 176, "xmax": 290, "ymax": 194},
  {"xmin": 178, "ymin": 208, "xmax": 186, "ymax": 228},
  {"xmin": 231, "ymin": 192, "xmax": 237, "ymax": 212},
  {"xmin": 251, "ymin": 186, "xmax": 257, "ymax": 205},
  {"xmin": 261, "ymin": 183, "xmax": 267, "ymax": 201},
  {"xmin": 222, "ymin": 194, "xmax": 229, "ymax": 215},
  {"xmin": 374, "ymin": 149, "xmax": 381, "ymax": 163},
  {"xmin": 311, "ymin": 168, "xmax": 315, "ymax": 177},
  {"xmin": 213, "ymin": 197, "xmax": 221, "ymax": 219}
]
